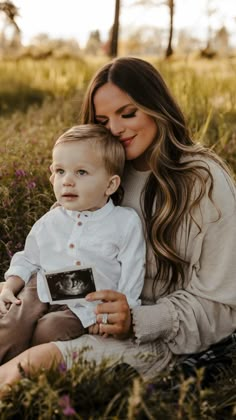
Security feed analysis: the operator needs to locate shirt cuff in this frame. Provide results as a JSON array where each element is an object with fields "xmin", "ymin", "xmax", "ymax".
[
  {"xmin": 4, "ymin": 266, "xmax": 31, "ymax": 283},
  {"xmin": 132, "ymin": 298, "xmax": 179, "ymax": 344}
]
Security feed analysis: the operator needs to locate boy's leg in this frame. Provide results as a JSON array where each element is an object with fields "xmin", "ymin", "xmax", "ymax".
[
  {"xmin": 0, "ymin": 275, "xmax": 48, "ymax": 364},
  {"xmin": 31, "ymin": 306, "xmax": 86, "ymax": 346},
  {"xmin": 0, "ymin": 342, "xmax": 63, "ymax": 387}
]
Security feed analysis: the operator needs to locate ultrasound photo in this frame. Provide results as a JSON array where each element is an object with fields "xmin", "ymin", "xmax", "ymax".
[{"xmin": 43, "ymin": 266, "xmax": 96, "ymax": 304}]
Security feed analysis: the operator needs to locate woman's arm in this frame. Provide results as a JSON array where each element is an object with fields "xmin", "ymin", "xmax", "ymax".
[{"xmin": 129, "ymin": 163, "xmax": 236, "ymax": 352}]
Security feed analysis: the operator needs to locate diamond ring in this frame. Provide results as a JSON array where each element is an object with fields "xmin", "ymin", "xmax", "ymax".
[{"xmin": 102, "ymin": 313, "xmax": 108, "ymax": 324}]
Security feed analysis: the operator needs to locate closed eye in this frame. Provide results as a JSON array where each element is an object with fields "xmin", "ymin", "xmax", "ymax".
[
  {"xmin": 122, "ymin": 110, "xmax": 137, "ymax": 119},
  {"xmin": 96, "ymin": 119, "xmax": 108, "ymax": 126}
]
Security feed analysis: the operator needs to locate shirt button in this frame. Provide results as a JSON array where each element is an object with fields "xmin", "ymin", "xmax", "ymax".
[
  {"xmin": 77, "ymin": 214, "xmax": 80, "ymax": 218},
  {"xmin": 69, "ymin": 243, "xmax": 75, "ymax": 248},
  {"xmin": 76, "ymin": 261, "xmax": 81, "ymax": 266},
  {"xmin": 77, "ymin": 221, "xmax": 82, "ymax": 226}
]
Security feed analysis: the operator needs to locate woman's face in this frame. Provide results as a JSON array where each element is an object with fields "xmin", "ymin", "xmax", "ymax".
[{"xmin": 93, "ymin": 82, "xmax": 157, "ymax": 171}]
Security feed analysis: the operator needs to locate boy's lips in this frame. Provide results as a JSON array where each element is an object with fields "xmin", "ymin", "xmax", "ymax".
[{"xmin": 62, "ymin": 193, "xmax": 78, "ymax": 200}]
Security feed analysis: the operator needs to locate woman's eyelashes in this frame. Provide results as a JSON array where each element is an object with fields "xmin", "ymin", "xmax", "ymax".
[
  {"xmin": 95, "ymin": 110, "xmax": 137, "ymax": 126},
  {"xmin": 96, "ymin": 119, "xmax": 108, "ymax": 126},
  {"xmin": 122, "ymin": 110, "xmax": 137, "ymax": 119}
]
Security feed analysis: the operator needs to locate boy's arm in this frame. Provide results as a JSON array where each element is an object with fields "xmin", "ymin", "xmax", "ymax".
[
  {"xmin": 0, "ymin": 275, "xmax": 24, "ymax": 313},
  {"xmin": 117, "ymin": 212, "xmax": 146, "ymax": 307},
  {"xmin": 5, "ymin": 223, "xmax": 41, "ymax": 284}
]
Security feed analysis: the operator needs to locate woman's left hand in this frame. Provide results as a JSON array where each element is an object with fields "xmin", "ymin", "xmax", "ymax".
[{"xmin": 86, "ymin": 290, "xmax": 132, "ymax": 339}]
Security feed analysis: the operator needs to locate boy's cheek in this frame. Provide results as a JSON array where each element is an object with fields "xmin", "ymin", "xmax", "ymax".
[{"xmin": 49, "ymin": 173, "xmax": 55, "ymax": 184}]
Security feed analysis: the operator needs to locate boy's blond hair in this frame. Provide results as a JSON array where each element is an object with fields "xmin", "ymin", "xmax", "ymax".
[{"xmin": 55, "ymin": 124, "xmax": 125, "ymax": 178}]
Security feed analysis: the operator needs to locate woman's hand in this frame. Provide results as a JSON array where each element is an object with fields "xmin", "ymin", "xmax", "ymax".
[{"xmin": 86, "ymin": 290, "xmax": 132, "ymax": 339}]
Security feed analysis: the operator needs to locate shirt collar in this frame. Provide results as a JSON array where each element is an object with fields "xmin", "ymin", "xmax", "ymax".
[{"xmin": 64, "ymin": 199, "xmax": 115, "ymax": 221}]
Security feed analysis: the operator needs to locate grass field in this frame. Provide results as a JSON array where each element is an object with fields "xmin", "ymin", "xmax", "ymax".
[{"xmin": 0, "ymin": 55, "xmax": 236, "ymax": 418}]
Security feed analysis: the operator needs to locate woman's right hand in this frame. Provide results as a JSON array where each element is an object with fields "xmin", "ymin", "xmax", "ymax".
[
  {"xmin": 86, "ymin": 290, "xmax": 133, "ymax": 339},
  {"xmin": 0, "ymin": 287, "xmax": 21, "ymax": 314}
]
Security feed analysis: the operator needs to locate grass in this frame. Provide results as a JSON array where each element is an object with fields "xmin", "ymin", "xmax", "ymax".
[
  {"xmin": 0, "ymin": 55, "xmax": 236, "ymax": 418},
  {"xmin": 0, "ymin": 353, "xmax": 236, "ymax": 419}
]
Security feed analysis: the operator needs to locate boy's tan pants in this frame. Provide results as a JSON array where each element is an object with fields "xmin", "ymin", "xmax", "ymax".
[{"xmin": 0, "ymin": 275, "xmax": 85, "ymax": 365}]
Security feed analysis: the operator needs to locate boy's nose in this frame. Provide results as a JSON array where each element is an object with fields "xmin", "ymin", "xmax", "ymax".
[{"xmin": 63, "ymin": 175, "xmax": 75, "ymax": 186}]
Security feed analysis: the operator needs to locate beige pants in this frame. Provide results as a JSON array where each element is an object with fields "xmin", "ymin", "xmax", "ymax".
[{"xmin": 0, "ymin": 276, "xmax": 85, "ymax": 365}]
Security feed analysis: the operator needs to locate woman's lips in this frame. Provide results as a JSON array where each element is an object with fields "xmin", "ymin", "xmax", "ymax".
[{"xmin": 120, "ymin": 136, "xmax": 135, "ymax": 148}]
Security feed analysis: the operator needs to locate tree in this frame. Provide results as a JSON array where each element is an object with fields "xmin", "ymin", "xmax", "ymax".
[
  {"xmin": 85, "ymin": 30, "xmax": 102, "ymax": 55},
  {"xmin": 0, "ymin": 1, "xmax": 20, "ymax": 32},
  {"xmin": 165, "ymin": 0, "xmax": 174, "ymax": 57},
  {"xmin": 134, "ymin": 0, "xmax": 175, "ymax": 58},
  {"xmin": 109, "ymin": 0, "xmax": 120, "ymax": 57}
]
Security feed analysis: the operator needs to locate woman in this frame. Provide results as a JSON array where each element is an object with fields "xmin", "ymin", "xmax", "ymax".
[{"xmin": 0, "ymin": 57, "xmax": 236, "ymax": 385}]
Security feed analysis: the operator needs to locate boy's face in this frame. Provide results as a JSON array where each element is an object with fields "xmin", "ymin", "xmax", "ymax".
[{"xmin": 50, "ymin": 141, "xmax": 118, "ymax": 212}]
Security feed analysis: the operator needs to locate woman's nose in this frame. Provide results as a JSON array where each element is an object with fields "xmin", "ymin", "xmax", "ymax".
[{"xmin": 108, "ymin": 119, "xmax": 125, "ymax": 136}]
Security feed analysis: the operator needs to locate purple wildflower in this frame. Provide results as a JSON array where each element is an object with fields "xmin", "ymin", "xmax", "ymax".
[
  {"xmin": 27, "ymin": 181, "xmax": 36, "ymax": 189},
  {"xmin": 59, "ymin": 394, "xmax": 76, "ymax": 416},
  {"xmin": 58, "ymin": 362, "xmax": 67, "ymax": 373},
  {"xmin": 15, "ymin": 169, "xmax": 26, "ymax": 177}
]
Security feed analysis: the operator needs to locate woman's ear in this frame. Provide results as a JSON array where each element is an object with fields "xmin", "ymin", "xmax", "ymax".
[
  {"xmin": 105, "ymin": 175, "xmax": 121, "ymax": 197},
  {"xmin": 49, "ymin": 164, "xmax": 55, "ymax": 185}
]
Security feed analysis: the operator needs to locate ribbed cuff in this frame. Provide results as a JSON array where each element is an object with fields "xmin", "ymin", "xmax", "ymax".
[{"xmin": 132, "ymin": 298, "xmax": 179, "ymax": 344}]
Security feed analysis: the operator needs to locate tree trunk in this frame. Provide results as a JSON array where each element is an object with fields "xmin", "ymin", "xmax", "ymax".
[
  {"xmin": 165, "ymin": 0, "xmax": 174, "ymax": 57},
  {"xmin": 109, "ymin": 0, "xmax": 120, "ymax": 57}
]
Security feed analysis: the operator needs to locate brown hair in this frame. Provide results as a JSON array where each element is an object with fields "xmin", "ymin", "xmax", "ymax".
[{"xmin": 80, "ymin": 57, "xmax": 233, "ymax": 296}]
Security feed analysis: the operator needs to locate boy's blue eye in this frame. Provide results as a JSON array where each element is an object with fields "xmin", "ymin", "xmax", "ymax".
[
  {"xmin": 122, "ymin": 110, "xmax": 136, "ymax": 119},
  {"xmin": 77, "ymin": 170, "xmax": 87, "ymax": 175}
]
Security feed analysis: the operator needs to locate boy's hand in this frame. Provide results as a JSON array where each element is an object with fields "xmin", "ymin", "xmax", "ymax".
[
  {"xmin": 88, "ymin": 323, "xmax": 100, "ymax": 335},
  {"xmin": 0, "ymin": 287, "xmax": 21, "ymax": 314}
]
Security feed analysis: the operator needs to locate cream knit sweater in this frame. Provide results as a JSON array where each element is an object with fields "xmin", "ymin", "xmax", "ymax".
[{"xmin": 122, "ymin": 158, "xmax": 236, "ymax": 354}]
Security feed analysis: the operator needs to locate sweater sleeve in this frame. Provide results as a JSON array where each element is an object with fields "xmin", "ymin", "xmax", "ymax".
[{"xmin": 132, "ymin": 162, "xmax": 236, "ymax": 353}]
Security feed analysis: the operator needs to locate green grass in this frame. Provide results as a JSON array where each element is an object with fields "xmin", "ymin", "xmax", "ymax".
[{"xmin": 0, "ymin": 56, "xmax": 236, "ymax": 418}]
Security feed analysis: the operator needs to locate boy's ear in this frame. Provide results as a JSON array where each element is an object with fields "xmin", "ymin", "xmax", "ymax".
[
  {"xmin": 49, "ymin": 164, "xmax": 54, "ymax": 185},
  {"xmin": 105, "ymin": 175, "xmax": 121, "ymax": 196}
]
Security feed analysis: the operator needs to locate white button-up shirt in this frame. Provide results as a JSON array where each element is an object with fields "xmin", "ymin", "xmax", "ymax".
[{"xmin": 5, "ymin": 200, "xmax": 146, "ymax": 327}]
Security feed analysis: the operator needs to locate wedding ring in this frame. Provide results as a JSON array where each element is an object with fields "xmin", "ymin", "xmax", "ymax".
[{"xmin": 102, "ymin": 313, "xmax": 108, "ymax": 324}]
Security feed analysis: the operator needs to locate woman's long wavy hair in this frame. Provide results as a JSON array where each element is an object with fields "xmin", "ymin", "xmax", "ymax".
[{"xmin": 80, "ymin": 56, "xmax": 232, "ymax": 295}]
